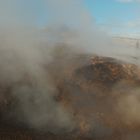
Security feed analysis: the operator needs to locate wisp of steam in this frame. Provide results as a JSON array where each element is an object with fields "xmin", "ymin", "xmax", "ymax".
[{"xmin": 0, "ymin": 0, "xmax": 140, "ymax": 139}]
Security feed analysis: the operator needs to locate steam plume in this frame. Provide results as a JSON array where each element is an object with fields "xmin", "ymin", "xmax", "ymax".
[{"xmin": 0, "ymin": 0, "xmax": 140, "ymax": 139}]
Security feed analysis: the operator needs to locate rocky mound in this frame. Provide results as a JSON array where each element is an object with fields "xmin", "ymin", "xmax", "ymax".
[{"xmin": 55, "ymin": 56, "xmax": 140, "ymax": 139}]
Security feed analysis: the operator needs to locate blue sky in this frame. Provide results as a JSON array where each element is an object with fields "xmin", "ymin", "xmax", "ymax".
[
  {"xmin": 37, "ymin": 0, "xmax": 140, "ymax": 37},
  {"xmin": 1, "ymin": 0, "xmax": 140, "ymax": 37},
  {"xmin": 85, "ymin": 0, "xmax": 140, "ymax": 37}
]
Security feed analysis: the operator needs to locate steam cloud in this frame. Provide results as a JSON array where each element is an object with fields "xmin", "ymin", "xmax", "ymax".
[{"xmin": 0, "ymin": 0, "xmax": 140, "ymax": 139}]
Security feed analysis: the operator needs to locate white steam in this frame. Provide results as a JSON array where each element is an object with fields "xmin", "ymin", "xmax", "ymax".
[{"xmin": 0, "ymin": 0, "xmax": 140, "ymax": 137}]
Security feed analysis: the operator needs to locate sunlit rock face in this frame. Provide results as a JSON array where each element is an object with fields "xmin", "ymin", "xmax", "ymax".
[{"xmin": 1, "ymin": 55, "xmax": 140, "ymax": 140}]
